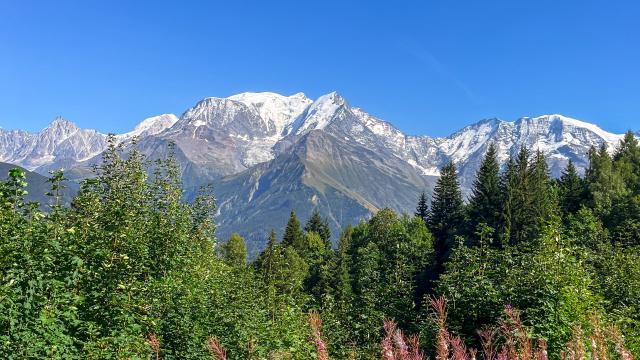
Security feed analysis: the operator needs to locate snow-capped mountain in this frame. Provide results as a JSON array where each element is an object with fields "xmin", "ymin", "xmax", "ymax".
[
  {"xmin": 0, "ymin": 91, "xmax": 633, "ymax": 253},
  {"xmin": 117, "ymin": 114, "xmax": 178, "ymax": 140},
  {"xmin": 0, "ymin": 114, "xmax": 179, "ymax": 173},
  {"xmin": 0, "ymin": 117, "xmax": 109, "ymax": 172}
]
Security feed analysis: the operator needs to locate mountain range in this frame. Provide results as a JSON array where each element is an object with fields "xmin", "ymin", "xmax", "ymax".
[{"xmin": 0, "ymin": 92, "xmax": 632, "ymax": 254}]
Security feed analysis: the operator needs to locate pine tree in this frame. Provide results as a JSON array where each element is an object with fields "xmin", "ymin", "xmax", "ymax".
[
  {"xmin": 282, "ymin": 210, "xmax": 304, "ymax": 249},
  {"xmin": 467, "ymin": 143, "xmax": 501, "ymax": 244},
  {"xmin": 428, "ymin": 161, "xmax": 465, "ymax": 269},
  {"xmin": 558, "ymin": 160, "xmax": 585, "ymax": 214},
  {"xmin": 304, "ymin": 208, "xmax": 332, "ymax": 247},
  {"xmin": 415, "ymin": 191, "xmax": 429, "ymax": 224}
]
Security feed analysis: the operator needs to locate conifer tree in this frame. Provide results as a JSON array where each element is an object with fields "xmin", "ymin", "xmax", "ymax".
[
  {"xmin": 304, "ymin": 208, "xmax": 332, "ymax": 247},
  {"xmin": 282, "ymin": 210, "xmax": 304, "ymax": 249},
  {"xmin": 558, "ymin": 160, "xmax": 585, "ymax": 214},
  {"xmin": 428, "ymin": 161, "xmax": 465, "ymax": 269},
  {"xmin": 415, "ymin": 191, "xmax": 429, "ymax": 224},
  {"xmin": 333, "ymin": 225, "xmax": 354, "ymax": 305},
  {"xmin": 499, "ymin": 157, "xmax": 517, "ymax": 246},
  {"xmin": 613, "ymin": 131, "xmax": 640, "ymax": 193},
  {"xmin": 501, "ymin": 146, "xmax": 536, "ymax": 245},
  {"xmin": 256, "ymin": 229, "xmax": 279, "ymax": 285},
  {"xmin": 467, "ymin": 143, "xmax": 501, "ymax": 244},
  {"xmin": 586, "ymin": 144, "xmax": 627, "ymax": 218},
  {"xmin": 528, "ymin": 150, "xmax": 558, "ymax": 235}
]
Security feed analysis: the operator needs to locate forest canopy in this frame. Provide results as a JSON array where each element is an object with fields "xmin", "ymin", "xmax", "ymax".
[{"xmin": 1, "ymin": 134, "xmax": 639, "ymax": 359}]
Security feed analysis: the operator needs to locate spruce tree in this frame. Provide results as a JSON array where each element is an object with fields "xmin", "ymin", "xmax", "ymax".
[
  {"xmin": 282, "ymin": 210, "xmax": 304, "ymax": 249},
  {"xmin": 528, "ymin": 150, "xmax": 558, "ymax": 236},
  {"xmin": 498, "ymin": 157, "xmax": 517, "ymax": 246},
  {"xmin": 467, "ymin": 143, "xmax": 501, "ymax": 244},
  {"xmin": 428, "ymin": 161, "xmax": 465, "ymax": 269},
  {"xmin": 613, "ymin": 131, "xmax": 640, "ymax": 194},
  {"xmin": 304, "ymin": 208, "xmax": 332, "ymax": 247},
  {"xmin": 586, "ymin": 144, "xmax": 627, "ymax": 218},
  {"xmin": 415, "ymin": 191, "xmax": 429, "ymax": 224},
  {"xmin": 558, "ymin": 160, "xmax": 585, "ymax": 214},
  {"xmin": 501, "ymin": 146, "xmax": 534, "ymax": 245}
]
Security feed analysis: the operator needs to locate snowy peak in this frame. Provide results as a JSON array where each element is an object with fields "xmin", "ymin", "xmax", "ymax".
[
  {"xmin": 227, "ymin": 92, "xmax": 312, "ymax": 135},
  {"xmin": 519, "ymin": 114, "xmax": 622, "ymax": 144},
  {"xmin": 118, "ymin": 114, "xmax": 178, "ymax": 140},
  {"xmin": 43, "ymin": 116, "xmax": 80, "ymax": 136},
  {"xmin": 292, "ymin": 91, "xmax": 348, "ymax": 134}
]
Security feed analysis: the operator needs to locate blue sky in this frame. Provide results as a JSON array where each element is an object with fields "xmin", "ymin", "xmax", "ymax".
[{"xmin": 0, "ymin": 0, "xmax": 638, "ymax": 136}]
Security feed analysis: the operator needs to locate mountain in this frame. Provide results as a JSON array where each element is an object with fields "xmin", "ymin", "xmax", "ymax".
[
  {"xmin": 0, "ymin": 92, "xmax": 633, "ymax": 253},
  {"xmin": 0, "ymin": 115, "xmax": 178, "ymax": 176},
  {"xmin": 0, "ymin": 162, "xmax": 77, "ymax": 206},
  {"xmin": 116, "ymin": 114, "xmax": 178, "ymax": 140},
  {"xmin": 216, "ymin": 129, "xmax": 436, "ymax": 255},
  {"xmin": 0, "ymin": 117, "xmax": 108, "ymax": 173}
]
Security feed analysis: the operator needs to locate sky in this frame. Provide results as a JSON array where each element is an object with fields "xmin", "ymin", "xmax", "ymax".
[{"xmin": 0, "ymin": 0, "xmax": 638, "ymax": 136}]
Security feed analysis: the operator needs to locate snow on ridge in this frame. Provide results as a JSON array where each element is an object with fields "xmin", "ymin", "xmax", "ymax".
[
  {"xmin": 118, "ymin": 114, "xmax": 178, "ymax": 139},
  {"xmin": 534, "ymin": 114, "xmax": 623, "ymax": 144},
  {"xmin": 294, "ymin": 92, "xmax": 345, "ymax": 134},
  {"xmin": 228, "ymin": 92, "xmax": 312, "ymax": 134}
]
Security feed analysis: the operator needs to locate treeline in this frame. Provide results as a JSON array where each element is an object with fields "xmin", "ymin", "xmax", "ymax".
[{"xmin": 1, "ymin": 134, "xmax": 639, "ymax": 359}]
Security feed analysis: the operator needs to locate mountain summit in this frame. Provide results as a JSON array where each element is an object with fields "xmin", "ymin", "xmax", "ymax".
[{"xmin": 0, "ymin": 91, "xmax": 633, "ymax": 253}]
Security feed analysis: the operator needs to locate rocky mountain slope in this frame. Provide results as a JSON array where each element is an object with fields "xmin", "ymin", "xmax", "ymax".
[{"xmin": 0, "ymin": 92, "xmax": 632, "ymax": 252}]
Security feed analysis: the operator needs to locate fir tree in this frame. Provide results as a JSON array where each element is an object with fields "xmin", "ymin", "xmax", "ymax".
[
  {"xmin": 586, "ymin": 144, "xmax": 627, "ymax": 218},
  {"xmin": 501, "ymin": 146, "xmax": 536, "ymax": 245},
  {"xmin": 428, "ymin": 161, "xmax": 465, "ymax": 269},
  {"xmin": 415, "ymin": 191, "xmax": 429, "ymax": 224},
  {"xmin": 558, "ymin": 160, "xmax": 585, "ymax": 214},
  {"xmin": 467, "ymin": 143, "xmax": 501, "ymax": 244},
  {"xmin": 304, "ymin": 208, "xmax": 332, "ymax": 247},
  {"xmin": 613, "ymin": 131, "xmax": 640, "ymax": 194},
  {"xmin": 282, "ymin": 210, "xmax": 304, "ymax": 249},
  {"xmin": 528, "ymin": 150, "xmax": 558, "ymax": 235}
]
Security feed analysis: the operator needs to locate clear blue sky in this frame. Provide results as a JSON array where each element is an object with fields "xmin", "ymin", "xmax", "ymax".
[{"xmin": 1, "ymin": 0, "xmax": 638, "ymax": 136}]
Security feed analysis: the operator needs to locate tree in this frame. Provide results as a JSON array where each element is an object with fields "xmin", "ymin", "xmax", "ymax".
[
  {"xmin": 467, "ymin": 143, "xmax": 502, "ymax": 244},
  {"xmin": 528, "ymin": 150, "xmax": 558, "ymax": 232},
  {"xmin": 558, "ymin": 160, "xmax": 586, "ymax": 214},
  {"xmin": 613, "ymin": 131, "xmax": 640, "ymax": 193},
  {"xmin": 415, "ymin": 191, "xmax": 429, "ymax": 224},
  {"xmin": 219, "ymin": 233, "xmax": 247, "ymax": 266},
  {"xmin": 304, "ymin": 209, "xmax": 332, "ymax": 246},
  {"xmin": 585, "ymin": 144, "xmax": 627, "ymax": 219},
  {"xmin": 500, "ymin": 147, "xmax": 554, "ymax": 245},
  {"xmin": 282, "ymin": 210, "xmax": 304, "ymax": 249},
  {"xmin": 428, "ymin": 161, "xmax": 465, "ymax": 274}
]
